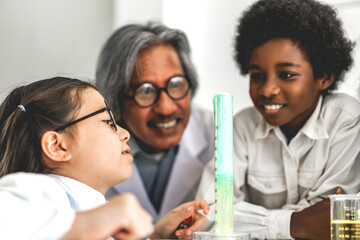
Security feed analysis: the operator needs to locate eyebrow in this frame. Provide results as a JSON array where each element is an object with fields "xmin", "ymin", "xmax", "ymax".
[
  {"xmin": 276, "ymin": 62, "xmax": 301, "ymax": 68},
  {"xmin": 248, "ymin": 64, "xmax": 260, "ymax": 70},
  {"xmin": 249, "ymin": 62, "xmax": 301, "ymax": 70}
]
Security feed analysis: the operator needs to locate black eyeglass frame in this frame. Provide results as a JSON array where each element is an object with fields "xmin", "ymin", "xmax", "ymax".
[
  {"xmin": 55, "ymin": 100, "xmax": 117, "ymax": 132},
  {"xmin": 122, "ymin": 75, "xmax": 191, "ymax": 108}
]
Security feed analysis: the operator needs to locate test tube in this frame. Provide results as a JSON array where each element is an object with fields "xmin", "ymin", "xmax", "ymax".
[{"xmin": 213, "ymin": 93, "xmax": 234, "ymax": 234}]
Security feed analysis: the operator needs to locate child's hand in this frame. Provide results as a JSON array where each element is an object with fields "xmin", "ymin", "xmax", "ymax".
[
  {"xmin": 151, "ymin": 199, "xmax": 209, "ymax": 239},
  {"xmin": 290, "ymin": 198, "xmax": 330, "ymax": 240},
  {"xmin": 96, "ymin": 193, "xmax": 153, "ymax": 240},
  {"xmin": 336, "ymin": 187, "xmax": 343, "ymax": 194},
  {"xmin": 108, "ymin": 193, "xmax": 154, "ymax": 240},
  {"xmin": 61, "ymin": 193, "xmax": 153, "ymax": 240}
]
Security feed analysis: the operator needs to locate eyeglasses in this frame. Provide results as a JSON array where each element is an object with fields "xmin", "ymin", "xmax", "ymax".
[
  {"xmin": 55, "ymin": 100, "xmax": 117, "ymax": 132},
  {"xmin": 123, "ymin": 75, "xmax": 191, "ymax": 108}
]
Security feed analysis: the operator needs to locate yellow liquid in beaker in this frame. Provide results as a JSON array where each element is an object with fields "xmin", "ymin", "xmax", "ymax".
[{"xmin": 331, "ymin": 220, "xmax": 360, "ymax": 240}]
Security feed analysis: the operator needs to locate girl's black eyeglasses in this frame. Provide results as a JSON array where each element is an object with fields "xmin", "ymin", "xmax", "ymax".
[{"xmin": 55, "ymin": 100, "xmax": 117, "ymax": 132}]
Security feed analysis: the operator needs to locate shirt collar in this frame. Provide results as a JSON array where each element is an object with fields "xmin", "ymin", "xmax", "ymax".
[
  {"xmin": 254, "ymin": 111, "xmax": 275, "ymax": 139},
  {"xmin": 255, "ymin": 95, "xmax": 329, "ymax": 140},
  {"xmin": 300, "ymin": 95, "xmax": 329, "ymax": 139},
  {"xmin": 48, "ymin": 174, "xmax": 106, "ymax": 210}
]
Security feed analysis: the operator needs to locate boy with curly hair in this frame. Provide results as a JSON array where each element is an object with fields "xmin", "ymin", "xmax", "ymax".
[{"xmin": 196, "ymin": 0, "xmax": 360, "ymax": 239}]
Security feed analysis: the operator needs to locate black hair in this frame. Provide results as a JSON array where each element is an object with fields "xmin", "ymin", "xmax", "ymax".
[
  {"xmin": 0, "ymin": 77, "xmax": 96, "ymax": 177},
  {"xmin": 235, "ymin": 0, "xmax": 354, "ymax": 92}
]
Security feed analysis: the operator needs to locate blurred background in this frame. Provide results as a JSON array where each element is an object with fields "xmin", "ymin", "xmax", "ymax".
[{"xmin": 1, "ymin": 0, "xmax": 359, "ymax": 113}]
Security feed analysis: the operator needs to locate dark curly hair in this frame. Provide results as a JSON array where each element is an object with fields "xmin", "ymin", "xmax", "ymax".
[{"xmin": 234, "ymin": 0, "xmax": 354, "ymax": 92}]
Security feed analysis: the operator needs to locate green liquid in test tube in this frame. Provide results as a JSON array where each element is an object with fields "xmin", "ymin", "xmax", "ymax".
[{"xmin": 213, "ymin": 93, "xmax": 234, "ymax": 234}]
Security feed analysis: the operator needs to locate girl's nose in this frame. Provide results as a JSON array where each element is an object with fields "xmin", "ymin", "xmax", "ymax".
[{"xmin": 118, "ymin": 125, "xmax": 130, "ymax": 142}]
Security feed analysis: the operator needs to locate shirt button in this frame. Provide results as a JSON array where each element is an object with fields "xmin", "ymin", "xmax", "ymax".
[
  {"xmin": 284, "ymin": 152, "xmax": 290, "ymax": 158},
  {"xmin": 265, "ymin": 182, "xmax": 272, "ymax": 188}
]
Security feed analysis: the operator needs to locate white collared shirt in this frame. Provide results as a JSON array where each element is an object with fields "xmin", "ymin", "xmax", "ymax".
[
  {"xmin": 196, "ymin": 93, "xmax": 360, "ymax": 239},
  {"xmin": 0, "ymin": 172, "xmax": 106, "ymax": 239}
]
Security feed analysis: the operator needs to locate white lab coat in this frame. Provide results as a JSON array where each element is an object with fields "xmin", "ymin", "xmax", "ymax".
[
  {"xmin": 106, "ymin": 105, "xmax": 214, "ymax": 222},
  {"xmin": 0, "ymin": 172, "xmax": 106, "ymax": 239}
]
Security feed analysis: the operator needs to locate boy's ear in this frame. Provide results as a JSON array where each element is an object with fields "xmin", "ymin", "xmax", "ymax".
[
  {"xmin": 318, "ymin": 72, "xmax": 335, "ymax": 90},
  {"xmin": 41, "ymin": 131, "xmax": 71, "ymax": 162}
]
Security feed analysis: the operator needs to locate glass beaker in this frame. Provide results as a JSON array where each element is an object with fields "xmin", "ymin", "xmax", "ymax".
[{"xmin": 330, "ymin": 194, "xmax": 360, "ymax": 240}]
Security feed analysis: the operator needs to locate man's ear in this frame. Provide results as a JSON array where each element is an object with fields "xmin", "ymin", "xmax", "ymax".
[
  {"xmin": 41, "ymin": 131, "xmax": 71, "ymax": 162},
  {"xmin": 318, "ymin": 72, "xmax": 335, "ymax": 91}
]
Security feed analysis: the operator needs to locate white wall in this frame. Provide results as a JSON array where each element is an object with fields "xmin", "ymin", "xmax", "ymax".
[
  {"xmin": 334, "ymin": 1, "xmax": 360, "ymax": 97},
  {"xmin": 0, "ymin": 0, "xmax": 113, "ymax": 101},
  {"xmin": 1, "ymin": 0, "xmax": 359, "ymax": 114},
  {"xmin": 113, "ymin": 0, "xmax": 162, "ymax": 27}
]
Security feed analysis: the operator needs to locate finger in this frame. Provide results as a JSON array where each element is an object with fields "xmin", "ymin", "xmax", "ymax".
[
  {"xmin": 174, "ymin": 229, "xmax": 193, "ymax": 239},
  {"xmin": 187, "ymin": 200, "xmax": 210, "ymax": 214},
  {"xmin": 186, "ymin": 213, "xmax": 208, "ymax": 233},
  {"xmin": 176, "ymin": 207, "xmax": 195, "ymax": 231},
  {"xmin": 174, "ymin": 229, "xmax": 187, "ymax": 238},
  {"xmin": 336, "ymin": 187, "xmax": 343, "ymax": 194},
  {"xmin": 179, "ymin": 206, "xmax": 194, "ymax": 220},
  {"xmin": 113, "ymin": 230, "xmax": 133, "ymax": 240}
]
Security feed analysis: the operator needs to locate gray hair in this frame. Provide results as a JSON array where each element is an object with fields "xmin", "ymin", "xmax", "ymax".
[{"xmin": 95, "ymin": 22, "xmax": 198, "ymax": 118}]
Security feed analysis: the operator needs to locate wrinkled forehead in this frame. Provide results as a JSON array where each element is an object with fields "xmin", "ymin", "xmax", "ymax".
[{"xmin": 131, "ymin": 44, "xmax": 183, "ymax": 84}]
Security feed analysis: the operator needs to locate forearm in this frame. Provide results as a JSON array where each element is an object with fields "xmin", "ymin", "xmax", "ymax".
[
  {"xmin": 63, "ymin": 194, "xmax": 154, "ymax": 240},
  {"xmin": 60, "ymin": 212, "xmax": 89, "ymax": 240},
  {"xmin": 290, "ymin": 211, "xmax": 307, "ymax": 239},
  {"xmin": 290, "ymin": 199, "xmax": 330, "ymax": 240},
  {"xmin": 61, "ymin": 207, "xmax": 123, "ymax": 240}
]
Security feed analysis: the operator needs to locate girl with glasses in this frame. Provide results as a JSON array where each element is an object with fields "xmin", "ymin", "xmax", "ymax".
[{"xmin": 0, "ymin": 76, "xmax": 208, "ymax": 239}]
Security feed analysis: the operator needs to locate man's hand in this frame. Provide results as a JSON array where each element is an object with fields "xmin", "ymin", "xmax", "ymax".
[{"xmin": 151, "ymin": 199, "xmax": 209, "ymax": 239}]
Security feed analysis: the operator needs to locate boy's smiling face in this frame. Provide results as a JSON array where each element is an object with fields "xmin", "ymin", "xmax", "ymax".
[{"xmin": 248, "ymin": 38, "xmax": 330, "ymax": 138}]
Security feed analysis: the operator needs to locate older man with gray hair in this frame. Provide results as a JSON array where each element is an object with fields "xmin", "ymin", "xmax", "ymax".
[{"xmin": 96, "ymin": 22, "xmax": 213, "ymax": 222}]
